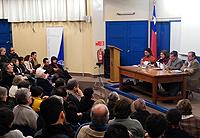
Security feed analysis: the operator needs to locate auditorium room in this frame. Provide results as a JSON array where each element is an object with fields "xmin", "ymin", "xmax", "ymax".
[{"xmin": 0, "ymin": 0, "xmax": 200, "ymax": 138}]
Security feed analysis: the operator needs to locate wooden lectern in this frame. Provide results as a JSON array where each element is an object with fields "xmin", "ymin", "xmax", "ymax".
[{"xmin": 108, "ymin": 45, "xmax": 121, "ymax": 83}]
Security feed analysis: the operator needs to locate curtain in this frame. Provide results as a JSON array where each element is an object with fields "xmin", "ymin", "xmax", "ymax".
[
  {"xmin": 0, "ymin": 0, "xmax": 86, "ymax": 22},
  {"xmin": 0, "ymin": 0, "xmax": 3, "ymax": 19}
]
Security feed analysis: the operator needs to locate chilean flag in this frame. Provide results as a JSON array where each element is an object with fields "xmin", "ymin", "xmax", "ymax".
[{"xmin": 151, "ymin": 1, "xmax": 157, "ymax": 58}]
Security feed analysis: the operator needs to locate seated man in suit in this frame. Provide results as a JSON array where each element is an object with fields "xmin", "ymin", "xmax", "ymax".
[
  {"xmin": 162, "ymin": 51, "xmax": 183, "ymax": 97},
  {"xmin": 166, "ymin": 51, "xmax": 183, "ymax": 70},
  {"xmin": 181, "ymin": 51, "xmax": 200, "ymax": 92}
]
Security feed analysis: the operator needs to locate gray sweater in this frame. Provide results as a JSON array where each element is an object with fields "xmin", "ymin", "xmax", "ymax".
[
  {"xmin": 13, "ymin": 105, "xmax": 38, "ymax": 130},
  {"xmin": 109, "ymin": 117, "xmax": 144, "ymax": 138}
]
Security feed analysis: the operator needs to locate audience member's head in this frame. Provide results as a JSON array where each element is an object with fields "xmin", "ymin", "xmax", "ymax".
[
  {"xmin": 55, "ymin": 78, "xmax": 65, "ymax": 88},
  {"xmin": 107, "ymin": 92, "xmax": 119, "ymax": 103},
  {"xmin": 0, "ymin": 108, "xmax": 14, "ymax": 129},
  {"xmin": 114, "ymin": 99, "xmax": 131, "ymax": 119},
  {"xmin": 11, "ymin": 58, "xmax": 19, "ymax": 66},
  {"xmin": 160, "ymin": 50, "xmax": 169, "ymax": 59},
  {"xmin": 53, "ymin": 86, "xmax": 68, "ymax": 100},
  {"xmin": 176, "ymin": 99, "xmax": 192, "ymax": 116},
  {"xmin": 10, "ymin": 47, "xmax": 15, "ymax": 54},
  {"xmin": 40, "ymin": 96, "xmax": 65, "ymax": 125},
  {"xmin": 66, "ymin": 79, "xmax": 79, "ymax": 91},
  {"xmin": 15, "ymin": 88, "xmax": 32, "ymax": 105},
  {"xmin": 12, "ymin": 75, "xmax": 24, "ymax": 86},
  {"xmin": 18, "ymin": 57, "xmax": 24, "ymax": 64},
  {"xmin": 133, "ymin": 98, "xmax": 146, "ymax": 112},
  {"xmin": 145, "ymin": 114, "xmax": 167, "ymax": 138},
  {"xmin": 90, "ymin": 104, "xmax": 109, "ymax": 127},
  {"xmin": 166, "ymin": 108, "xmax": 182, "ymax": 127},
  {"xmin": 83, "ymin": 87, "xmax": 94, "ymax": 99},
  {"xmin": 51, "ymin": 56, "xmax": 57, "ymax": 64},
  {"xmin": 30, "ymin": 86, "xmax": 44, "ymax": 97},
  {"xmin": 144, "ymin": 48, "xmax": 153, "ymax": 56},
  {"xmin": 24, "ymin": 55, "xmax": 31, "ymax": 61},
  {"xmin": 188, "ymin": 51, "xmax": 196, "ymax": 61},
  {"xmin": 43, "ymin": 58, "xmax": 49, "ymax": 66},
  {"xmin": 0, "ymin": 86, "xmax": 8, "ymax": 102},
  {"xmin": 31, "ymin": 51, "xmax": 37, "ymax": 60},
  {"xmin": 0, "ymin": 47, "xmax": 6, "ymax": 55},
  {"xmin": 104, "ymin": 124, "xmax": 130, "ymax": 138},
  {"xmin": 35, "ymin": 68, "xmax": 47, "ymax": 78},
  {"xmin": 17, "ymin": 80, "xmax": 30, "ymax": 89},
  {"xmin": 170, "ymin": 51, "xmax": 178, "ymax": 61},
  {"xmin": 4, "ymin": 62, "xmax": 14, "ymax": 73}
]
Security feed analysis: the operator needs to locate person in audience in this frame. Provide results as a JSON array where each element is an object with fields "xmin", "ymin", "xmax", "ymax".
[
  {"xmin": 0, "ymin": 86, "xmax": 9, "ymax": 109},
  {"xmin": 50, "ymin": 56, "xmax": 72, "ymax": 82},
  {"xmin": 42, "ymin": 57, "xmax": 54, "ymax": 75},
  {"xmin": 13, "ymin": 88, "xmax": 38, "ymax": 133},
  {"xmin": 53, "ymin": 86, "xmax": 82, "ymax": 127},
  {"xmin": 180, "ymin": 51, "xmax": 200, "ymax": 92},
  {"xmin": 66, "ymin": 79, "xmax": 86, "ymax": 126},
  {"xmin": 55, "ymin": 77, "xmax": 66, "ymax": 87},
  {"xmin": 12, "ymin": 58, "xmax": 23, "ymax": 75},
  {"xmin": 30, "ymin": 86, "xmax": 44, "ymax": 113},
  {"xmin": 77, "ymin": 104, "xmax": 109, "ymax": 138},
  {"xmin": 24, "ymin": 55, "xmax": 34, "ymax": 74},
  {"xmin": 51, "ymin": 78, "xmax": 66, "ymax": 95},
  {"xmin": 1, "ymin": 62, "xmax": 15, "ymax": 88},
  {"xmin": 66, "ymin": 79, "xmax": 84, "ymax": 107},
  {"xmin": 0, "ymin": 108, "xmax": 32, "ymax": 138},
  {"xmin": 165, "ymin": 108, "xmax": 194, "ymax": 138},
  {"xmin": 79, "ymin": 87, "xmax": 95, "ymax": 123},
  {"xmin": 145, "ymin": 113, "xmax": 167, "ymax": 138},
  {"xmin": 31, "ymin": 52, "xmax": 40, "ymax": 69},
  {"xmin": 18, "ymin": 56, "xmax": 30, "ymax": 74},
  {"xmin": 104, "ymin": 123, "xmax": 131, "ymax": 138},
  {"xmin": 157, "ymin": 50, "xmax": 169, "ymax": 65},
  {"xmin": 109, "ymin": 99, "xmax": 144, "ymax": 138},
  {"xmin": 166, "ymin": 50, "xmax": 183, "ymax": 70},
  {"xmin": 141, "ymin": 48, "xmax": 156, "ymax": 65},
  {"xmin": 176, "ymin": 99, "xmax": 200, "ymax": 137},
  {"xmin": 34, "ymin": 96, "xmax": 74, "ymax": 138},
  {"xmin": 0, "ymin": 47, "xmax": 10, "ymax": 69},
  {"xmin": 107, "ymin": 92, "xmax": 120, "ymax": 120},
  {"xmin": 8, "ymin": 47, "xmax": 19, "ymax": 60},
  {"xmin": 17, "ymin": 79, "xmax": 30, "ymax": 89},
  {"xmin": 8, "ymin": 75, "xmax": 24, "ymax": 109},
  {"xmin": 35, "ymin": 68, "xmax": 53, "ymax": 96},
  {"xmin": 80, "ymin": 87, "xmax": 95, "ymax": 112},
  {"xmin": 130, "ymin": 98, "xmax": 150, "ymax": 128}
]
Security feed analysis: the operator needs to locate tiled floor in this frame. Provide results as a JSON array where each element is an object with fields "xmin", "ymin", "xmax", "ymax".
[{"xmin": 73, "ymin": 75, "xmax": 200, "ymax": 117}]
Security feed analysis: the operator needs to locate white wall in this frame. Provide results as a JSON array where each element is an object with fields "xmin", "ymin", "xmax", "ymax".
[
  {"xmin": 92, "ymin": 0, "xmax": 105, "ymax": 74},
  {"xmin": 104, "ymin": 0, "xmax": 149, "ymax": 21}
]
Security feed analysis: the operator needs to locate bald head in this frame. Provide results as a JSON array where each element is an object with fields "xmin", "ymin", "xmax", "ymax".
[{"xmin": 91, "ymin": 104, "xmax": 109, "ymax": 126}]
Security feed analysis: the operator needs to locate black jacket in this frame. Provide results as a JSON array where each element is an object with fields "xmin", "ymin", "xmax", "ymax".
[
  {"xmin": 34, "ymin": 124, "xmax": 74, "ymax": 138},
  {"xmin": 13, "ymin": 65, "xmax": 23, "ymax": 75},
  {"xmin": 36, "ymin": 78, "xmax": 53, "ymax": 96}
]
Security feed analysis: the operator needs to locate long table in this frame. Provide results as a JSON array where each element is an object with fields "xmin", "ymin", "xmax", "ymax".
[{"xmin": 119, "ymin": 66, "xmax": 187, "ymax": 104}]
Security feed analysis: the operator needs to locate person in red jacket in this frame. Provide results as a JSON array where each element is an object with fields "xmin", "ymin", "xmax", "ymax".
[{"xmin": 141, "ymin": 48, "xmax": 156, "ymax": 65}]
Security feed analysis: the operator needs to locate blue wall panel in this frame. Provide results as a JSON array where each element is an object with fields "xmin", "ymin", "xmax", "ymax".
[
  {"xmin": 106, "ymin": 21, "xmax": 148, "ymax": 66},
  {"xmin": 0, "ymin": 19, "xmax": 12, "ymax": 52}
]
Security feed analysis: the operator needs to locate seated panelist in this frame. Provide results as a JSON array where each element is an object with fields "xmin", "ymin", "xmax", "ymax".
[
  {"xmin": 141, "ymin": 48, "xmax": 156, "ymax": 65},
  {"xmin": 166, "ymin": 51, "xmax": 183, "ymax": 70},
  {"xmin": 157, "ymin": 50, "xmax": 169, "ymax": 65},
  {"xmin": 180, "ymin": 51, "xmax": 200, "ymax": 91}
]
